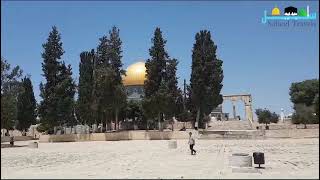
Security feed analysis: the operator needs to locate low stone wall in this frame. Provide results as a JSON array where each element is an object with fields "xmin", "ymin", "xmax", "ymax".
[
  {"xmin": 38, "ymin": 128, "xmax": 320, "ymax": 143},
  {"xmin": 1, "ymin": 136, "xmax": 34, "ymax": 143},
  {"xmin": 200, "ymin": 130, "xmax": 264, "ymax": 139},
  {"xmin": 264, "ymin": 128, "xmax": 319, "ymax": 138},
  {"xmin": 39, "ymin": 130, "xmax": 191, "ymax": 143}
]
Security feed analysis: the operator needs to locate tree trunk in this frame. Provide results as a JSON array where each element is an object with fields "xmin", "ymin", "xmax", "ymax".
[
  {"xmin": 158, "ymin": 113, "xmax": 161, "ymax": 131},
  {"xmin": 304, "ymin": 123, "xmax": 307, "ymax": 129},
  {"xmin": 104, "ymin": 112, "xmax": 108, "ymax": 132},
  {"xmin": 100, "ymin": 119, "xmax": 103, "ymax": 133},
  {"xmin": 171, "ymin": 120, "xmax": 174, "ymax": 131},
  {"xmin": 146, "ymin": 121, "xmax": 149, "ymax": 131},
  {"xmin": 115, "ymin": 109, "xmax": 119, "ymax": 131},
  {"xmin": 133, "ymin": 120, "xmax": 136, "ymax": 130},
  {"xmin": 196, "ymin": 108, "xmax": 200, "ymax": 129}
]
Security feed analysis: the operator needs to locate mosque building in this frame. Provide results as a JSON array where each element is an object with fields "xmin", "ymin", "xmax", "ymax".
[
  {"xmin": 122, "ymin": 61, "xmax": 231, "ymax": 121},
  {"xmin": 122, "ymin": 61, "xmax": 146, "ymax": 101}
]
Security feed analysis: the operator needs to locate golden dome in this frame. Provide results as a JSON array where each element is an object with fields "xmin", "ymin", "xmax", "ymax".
[
  {"xmin": 272, "ymin": 6, "xmax": 281, "ymax": 16},
  {"xmin": 122, "ymin": 61, "xmax": 146, "ymax": 86}
]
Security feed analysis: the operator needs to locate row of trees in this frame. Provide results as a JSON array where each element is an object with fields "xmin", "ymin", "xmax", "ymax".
[
  {"xmin": 3, "ymin": 25, "xmax": 318, "ymax": 133},
  {"xmin": 255, "ymin": 79, "xmax": 319, "ymax": 129},
  {"xmin": 2, "ymin": 25, "xmax": 224, "ymax": 133},
  {"xmin": 1, "ymin": 58, "xmax": 37, "ymax": 132}
]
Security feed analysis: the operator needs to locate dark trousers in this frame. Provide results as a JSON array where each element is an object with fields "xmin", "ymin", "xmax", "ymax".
[{"xmin": 189, "ymin": 144, "xmax": 196, "ymax": 155}]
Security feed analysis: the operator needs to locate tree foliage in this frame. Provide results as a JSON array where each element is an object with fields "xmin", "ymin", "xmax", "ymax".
[
  {"xmin": 143, "ymin": 28, "xmax": 181, "ymax": 131},
  {"xmin": 77, "ymin": 49, "xmax": 95, "ymax": 125},
  {"xmin": 255, "ymin": 108, "xmax": 279, "ymax": 126},
  {"xmin": 93, "ymin": 26, "xmax": 126, "ymax": 131},
  {"xmin": 16, "ymin": 76, "xmax": 37, "ymax": 131},
  {"xmin": 289, "ymin": 79, "xmax": 319, "ymax": 106},
  {"xmin": 289, "ymin": 79, "xmax": 319, "ymax": 125},
  {"xmin": 190, "ymin": 30, "xmax": 223, "ymax": 128},
  {"xmin": 38, "ymin": 26, "xmax": 76, "ymax": 133},
  {"xmin": 1, "ymin": 57, "xmax": 23, "ymax": 130},
  {"xmin": 292, "ymin": 104, "xmax": 318, "ymax": 127},
  {"xmin": 144, "ymin": 27, "xmax": 168, "ymax": 98}
]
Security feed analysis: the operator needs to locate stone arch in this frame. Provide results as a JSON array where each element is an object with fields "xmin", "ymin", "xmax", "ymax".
[{"xmin": 222, "ymin": 94, "xmax": 253, "ymax": 127}]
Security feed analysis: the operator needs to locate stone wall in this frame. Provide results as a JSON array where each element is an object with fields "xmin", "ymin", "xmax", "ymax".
[
  {"xmin": 264, "ymin": 128, "xmax": 319, "ymax": 138},
  {"xmin": 39, "ymin": 130, "xmax": 192, "ymax": 143},
  {"xmin": 1, "ymin": 136, "xmax": 34, "ymax": 143},
  {"xmin": 39, "ymin": 128, "xmax": 319, "ymax": 143}
]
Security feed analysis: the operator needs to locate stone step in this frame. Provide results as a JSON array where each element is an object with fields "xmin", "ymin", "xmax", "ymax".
[{"xmin": 208, "ymin": 120, "xmax": 252, "ymax": 130}]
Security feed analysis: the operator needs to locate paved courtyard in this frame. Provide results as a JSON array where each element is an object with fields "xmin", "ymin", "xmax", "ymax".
[{"xmin": 1, "ymin": 138, "xmax": 319, "ymax": 179}]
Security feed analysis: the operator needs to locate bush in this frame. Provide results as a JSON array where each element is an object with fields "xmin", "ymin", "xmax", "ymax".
[
  {"xmin": 36, "ymin": 123, "xmax": 49, "ymax": 133},
  {"xmin": 292, "ymin": 103, "xmax": 318, "ymax": 128},
  {"xmin": 176, "ymin": 111, "xmax": 193, "ymax": 122},
  {"xmin": 255, "ymin": 108, "xmax": 279, "ymax": 127}
]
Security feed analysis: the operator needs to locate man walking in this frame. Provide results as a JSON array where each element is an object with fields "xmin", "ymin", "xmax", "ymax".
[{"xmin": 188, "ymin": 132, "xmax": 197, "ymax": 155}]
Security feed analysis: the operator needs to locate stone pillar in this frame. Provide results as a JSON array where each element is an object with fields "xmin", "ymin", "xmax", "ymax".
[{"xmin": 232, "ymin": 101, "xmax": 237, "ymax": 120}]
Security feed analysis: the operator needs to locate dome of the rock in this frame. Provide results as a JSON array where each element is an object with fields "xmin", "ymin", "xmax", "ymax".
[
  {"xmin": 272, "ymin": 7, "xmax": 281, "ymax": 16},
  {"xmin": 123, "ymin": 61, "xmax": 146, "ymax": 86}
]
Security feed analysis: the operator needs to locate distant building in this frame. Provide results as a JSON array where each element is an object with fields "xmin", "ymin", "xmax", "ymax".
[
  {"xmin": 122, "ymin": 61, "xmax": 146, "ymax": 101},
  {"xmin": 210, "ymin": 104, "xmax": 229, "ymax": 121}
]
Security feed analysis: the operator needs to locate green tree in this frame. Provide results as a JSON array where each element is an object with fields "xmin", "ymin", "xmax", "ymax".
[
  {"xmin": 314, "ymin": 94, "xmax": 319, "ymax": 120},
  {"xmin": 164, "ymin": 58, "xmax": 182, "ymax": 130},
  {"xmin": 144, "ymin": 27, "xmax": 168, "ymax": 98},
  {"xmin": 16, "ymin": 76, "xmax": 37, "ymax": 132},
  {"xmin": 1, "ymin": 57, "xmax": 23, "ymax": 130},
  {"xmin": 190, "ymin": 30, "xmax": 223, "ymax": 129},
  {"xmin": 289, "ymin": 79, "xmax": 319, "ymax": 106},
  {"xmin": 255, "ymin": 108, "xmax": 279, "ymax": 129},
  {"xmin": 108, "ymin": 26, "xmax": 126, "ymax": 84},
  {"xmin": 126, "ymin": 100, "xmax": 144, "ymax": 129},
  {"xmin": 38, "ymin": 26, "xmax": 74, "ymax": 133},
  {"xmin": 144, "ymin": 27, "xmax": 177, "ymax": 131},
  {"xmin": 55, "ymin": 62, "xmax": 76, "ymax": 128},
  {"xmin": 107, "ymin": 26, "xmax": 127, "ymax": 131},
  {"xmin": 292, "ymin": 103, "xmax": 318, "ymax": 128},
  {"xmin": 289, "ymin": 79, "xmax": 319, "ymax": 125},
  {"xmin": 93, "ymin": 26, "xmax": 126, "ymax": 132},
  {"xmin": 77, "ymin": 49, "xmax": 95, "ymax": 125}
]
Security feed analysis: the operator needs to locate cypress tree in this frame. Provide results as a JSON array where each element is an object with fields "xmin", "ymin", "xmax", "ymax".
[
  {"xmin": 38, "ymin": 26, "xmax": 70, "ymax": 133},
  {"xmin": 190, "ymin": 30, "xmax": 223, "ymax": 128},
  {"xmin": 108, "ymin": 26, "xmax": 127, "ymax": 131},
  {"xmin": 93, "ymin": 26, "xmax": 126, "ymax": 131},
  {"xmin": 78, "ymin": 49, "xmax": 95, "ymax": 125},
  {"xmin": 55, "ymin": 62, "xmax": 76, "ymax": 128},
  {"xmin": 108, "ymin": 26, "xmax": 126, "ymax": 84},
  {"xmin": 16, "ymin": 76, "xmax": 37, "ymax": 132},
  {"xmin": 143, "ymin": 28, "xmax": 179, "ymax": 131},
  {"xmin": 164, "ymin": 58, "xmax": 181, "ymax": 127},
  {"xmin": 144, "ymin": 27, "xmax": 168, "ymax": 98}
]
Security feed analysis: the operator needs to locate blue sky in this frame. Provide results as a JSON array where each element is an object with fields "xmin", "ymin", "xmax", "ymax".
[{"xmin": 1, "ymin": 1, "xmax": 319, "ymax": 119}]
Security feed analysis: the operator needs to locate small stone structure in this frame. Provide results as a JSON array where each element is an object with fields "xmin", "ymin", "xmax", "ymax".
[
  {"xmin": 168, "ymin": 141, "xmax": 177, "ymax": 149},
  {"xmin": 229, "ymin": 153, "xmax": 252, "ymax": 167},
  {"xmin": 28, "ymin": 142, "xmax": 38, "ymax": 148}
]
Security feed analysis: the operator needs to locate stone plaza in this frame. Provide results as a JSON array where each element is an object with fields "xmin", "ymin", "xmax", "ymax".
[{"xmin": 1, "ymin": 138, "xmax": 319, "ymax": 179}]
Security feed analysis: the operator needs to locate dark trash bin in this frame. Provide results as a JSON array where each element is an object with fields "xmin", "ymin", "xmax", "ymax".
[{"xmin": 253, "ymin": 152, "xmax": 265, "ymax": 168}]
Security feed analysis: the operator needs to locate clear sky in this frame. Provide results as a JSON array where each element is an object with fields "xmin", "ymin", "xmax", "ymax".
[{"xmin": 1, "ymin": 1, "xmax": 319, "ymax": 119}]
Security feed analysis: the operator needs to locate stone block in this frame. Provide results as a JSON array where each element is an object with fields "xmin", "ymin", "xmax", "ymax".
[{"xmin": 229, "ymin": 153, "xmax": 252, "ymax": 167}]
